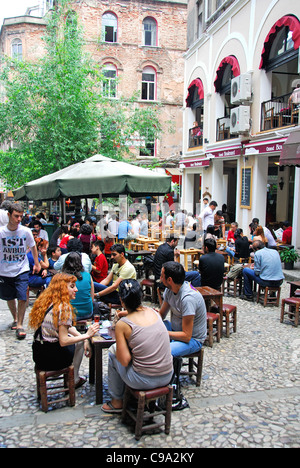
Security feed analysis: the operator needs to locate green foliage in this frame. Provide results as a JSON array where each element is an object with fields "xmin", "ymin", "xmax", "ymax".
[
  {"xmin": 0, "ymin": 0, "xmax": 162, "ymax": 189},
  {"xmin": 279, "ymin": 248, "xmax": 300, "ymax": 263}
]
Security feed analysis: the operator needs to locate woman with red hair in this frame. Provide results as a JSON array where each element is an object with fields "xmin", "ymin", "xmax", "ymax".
[{"xmin": 29, "ymin": 273, "xmax": 99, "ymax": 387}]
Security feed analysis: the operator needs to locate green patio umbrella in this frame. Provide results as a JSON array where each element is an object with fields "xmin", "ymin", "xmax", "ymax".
[{"xmin": 13, "ymin": 155, "xmax": 172, "ymax": 201}]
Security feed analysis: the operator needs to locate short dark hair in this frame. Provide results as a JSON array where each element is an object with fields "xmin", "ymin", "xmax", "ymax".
[
  {"xmin": 209, "ymin": 201, "xmax": 218, "ymax": 207},
  {"xmin": 33, "ymin": 220, "xmax": 43, "ymax": 229},
  {"xmin": 67, "ymin": 238, "xmax": 83, "ymax": 252},
  {"xmin": 204, "ymin": 237, "xmax": 216, "ymax": 252},
  {"xmin": 111, "ymin": 243, "xmax": 125, "ymax": 255},
  {"xmin": 118, "ymin": 279, "xmax": 142, "ymax": 311},
  {"xmin": 234, "ymin": 228, "xmax": 244, "ymax": 239},
  {"xmin": 166, "ymin": 234, "xmax": 179, "ymax": 243},
  {"xmin": 206, "ymin": 224, "xmax": 215, "ymax": 235},
  {"xmin": 48, "ymin": 245, "xmax": 60, "ymax": 257},
  {"xmin": 162, "ymin": 261, "xmax": 185, "ymax": 285},
  {"xmin": 80, "ymin": 223, "xmax": 93, "ymax": 235},
  {"xmin": 92, "ymin": 239, "xmax": 105, "ymax": 251}
]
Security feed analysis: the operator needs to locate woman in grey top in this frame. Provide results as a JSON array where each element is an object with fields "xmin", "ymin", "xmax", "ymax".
[{"xmin": 102, "ymin": 279, "xmax": 173, "ymax": 413}]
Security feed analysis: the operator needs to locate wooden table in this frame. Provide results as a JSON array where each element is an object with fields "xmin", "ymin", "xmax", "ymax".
[
  {"xmin": 89, "ymin": 328, "xmax": 116, "ymax": 405},
  {"xmin": 287, "ymin": 281, "xmax": 300, "ymax": 297},
  {"xmin": 137, "ymin": 237, "xmax": 159, "ymax": 249},
  {"xmin": 180, "ymin": 248, "xmax": 202, "ymax": 270},
  {"xmin": 126, "ymin": 249, "xmax": 153, "ymax": 264},
  {"xmin": 196, "ymin": 286, "xmax": 223, "ymax": 314}
]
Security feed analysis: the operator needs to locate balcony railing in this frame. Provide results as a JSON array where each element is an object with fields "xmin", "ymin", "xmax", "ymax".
[
  {"xmin": 216, "ymin": 116, "xmax": 236, "ymax": 141},
  {"xmin": 189, "ymin": 126, "xmax": 203, "ymax": 148},
  {"xmin": 261, "ymin": 93, "xmax": 299, "ymax": 131}
]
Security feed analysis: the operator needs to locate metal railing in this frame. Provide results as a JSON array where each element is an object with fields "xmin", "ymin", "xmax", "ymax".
[
  {"xmin": 261, "ymin": 93, "xmax": 299, "ymax": 131},
  {"xmin": 216, "ymin": 115, "xmax": 235, "ymax": 141}
]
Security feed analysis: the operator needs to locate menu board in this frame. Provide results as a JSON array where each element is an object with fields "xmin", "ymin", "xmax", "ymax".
[{"xmin": 240, "ymin": 166, "xmax": 252, "ymax": 209}]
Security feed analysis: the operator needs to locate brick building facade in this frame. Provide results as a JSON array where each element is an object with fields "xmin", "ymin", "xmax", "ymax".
[{"xmin": 0, "ymin": 0, "xmax": 187, "ymax": 168}]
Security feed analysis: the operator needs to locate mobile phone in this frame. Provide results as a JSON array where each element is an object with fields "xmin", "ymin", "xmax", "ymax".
[{"xmin": 101, "ymin": 333, "xmax": 112, "ymax": 340}]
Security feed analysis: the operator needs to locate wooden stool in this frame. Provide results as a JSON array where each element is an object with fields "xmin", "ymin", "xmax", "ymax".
[
  {"xmin": 180, "ymin": 347, "xmax": 204, "ymax": 387},
  {"xmin": 222, "ymin": 276, "xmax": 243, "ymax": 298},
  {"xmin": 222, "ymin": 304, "xmax": 237, "ymax": 338},
  {"xmin": 122, "ymin": 385, "xmax": 173, "ymax": 440},
  {"xmin": 35, "ymin": 365, "xmax": 75, "ymax": 412},
  {"xmin": 257, "ymin": 285, "xmax": 281, "ymax": 307},
  {"xmin": 141, "ymin": 278, "xmax": 157, "ymax": 303},
  {"xmin": 206, "ymin": 312, "xmax": 220, "ymax": 347},
  {"xmin": 280, "ymin": 297, "xmax": 300, "ymax": 327}
]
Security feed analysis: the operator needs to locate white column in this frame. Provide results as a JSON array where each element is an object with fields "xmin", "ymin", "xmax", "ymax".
[
  {"xmin": 181, "ymin": 170, "xmax": 194, "ymax": 213},
  {"xmin": 251, "ymin": 155, "xmax": 268, "ymax": 226},
  {"xmin": 211, "ymin": 158, "xmax": 223, "ymax": 207},
  {"xmin": 292, "ymin": 167, "xmax": 300, "ymax": 250}
]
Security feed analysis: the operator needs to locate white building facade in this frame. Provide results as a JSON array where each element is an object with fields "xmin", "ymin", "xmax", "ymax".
[{"xmin": 182, "ymin": 0, "xmax": 300, "ymax": 248}]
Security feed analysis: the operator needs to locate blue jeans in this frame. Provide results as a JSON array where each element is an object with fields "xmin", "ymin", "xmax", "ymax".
[
  {"xmin": 164, "ymin": 320, "xmax": 202, "ymax": 357},
  {"xmin": 93, "ymin": 282, "xmax": 121, "ymax": 305},
  {"xmin": 107, "ymin": 352, "xmax": 173, "ymax": 400},
  {"xmin": 185, "ymin": 271, "xmax": 201, "ymax": 287},
  {"xmin": 242, "ymin": 268, "xmax": 282, "ymax": 296},
  {"xmin": 28, "ymin": 275, "xmax": 52, "ymax": 288},
  {"xmin": 226, "ymin": 247, "xmax": 235, "ymax": 258}
]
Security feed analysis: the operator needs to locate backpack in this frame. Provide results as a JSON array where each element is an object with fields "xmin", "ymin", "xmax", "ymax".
[{"xmin": 226, "ymin": 263, "xmax": 244, "ymax": 280}]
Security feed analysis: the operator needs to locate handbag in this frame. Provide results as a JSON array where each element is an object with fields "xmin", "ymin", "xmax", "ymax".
[{"xmin": 32, "ymin": 305, "xmax": 74, "ymax": 370}]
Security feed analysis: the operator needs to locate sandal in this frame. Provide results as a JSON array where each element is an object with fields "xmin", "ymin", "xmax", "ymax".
[
  {"xmin": 16, "ymin": 328, "xmax": 26, "ymax": 340},
  {"xmin": 10, "ymin": 321, "xmax": 17, "ymax": 330},
  {"xmin": 101, "ymin": 401, "xmax": 122, "ymax": 414}
]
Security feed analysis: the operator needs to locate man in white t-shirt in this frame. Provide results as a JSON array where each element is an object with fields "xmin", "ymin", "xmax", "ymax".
[
  {"xmin": 200, "ymin": 201, "xmax": 218, "ymax": 232},
  {"xmin": 0, "ymin": 200, "xmax": 11, "ymax": 227},
  {"xmin": 131, "ymin": 215, "xmax": 141, "ymax": 237},
  {"xmin": 32, "ymin": 220, "xmax": 49, "ymax": 245},
  {"xmin": 107, "ymin": 215, "xmax": 119, "ymax": 237},
  {"xmin": 0, "ymin": 203, "xmax": 41, "ymax": 339}
]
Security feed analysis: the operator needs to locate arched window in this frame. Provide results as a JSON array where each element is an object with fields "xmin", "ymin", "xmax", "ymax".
[
  {"xmin": 11, "ymin": 38, "xmax": 22, "ymax": 61},
  {"xmin": 102, "ymin": 12, "xmax": 117, "ymax": 43},
  {"xmin": 143, "ymin": 17, "xmax": 157, "ymax": 46},
  {"xmin": 186, "ymin": 79, "xmax": 204, "ymax": 148},
  {"xmin": 260, "ymin": 15, "xmax": 300, "ymax": 71},
  {"xmin": 103, "ymin": 64, "xmax": 117, "ymax": 98},
  {"xmin": 141, "ymin": 66, "xmax": 156, "ymax": 100}
]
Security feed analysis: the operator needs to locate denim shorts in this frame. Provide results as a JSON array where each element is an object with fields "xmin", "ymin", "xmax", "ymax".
[{"xmin": 0, "ymin": 271, "xmax": 29, "ymax": 301}]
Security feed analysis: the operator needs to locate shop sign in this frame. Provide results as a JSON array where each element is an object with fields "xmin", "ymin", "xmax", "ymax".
[
  {"xmin": 244, "ymin": 138, "xmax": 287, "ymax": 155},
  {"xmin": 179, "ymin": 159, "xmax": 210, "ymax": 169}
]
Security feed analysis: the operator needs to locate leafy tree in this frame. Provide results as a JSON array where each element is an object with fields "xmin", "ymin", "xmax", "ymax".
[{"xmin": 0, "ymin": 0, "xmax": 162, "ymax": 189}]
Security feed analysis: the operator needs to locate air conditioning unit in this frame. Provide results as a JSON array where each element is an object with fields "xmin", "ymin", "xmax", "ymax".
[
  {"xmin": 230, "ymin": 105, "xmax": 250, "ymax": 134},
  {"xmin": 231, "ymin": 73, "xmax": 252, "ymax": 105},
  {"xmin": 223, "ymin": 117, "xmax": 230, "ymax": 129}
]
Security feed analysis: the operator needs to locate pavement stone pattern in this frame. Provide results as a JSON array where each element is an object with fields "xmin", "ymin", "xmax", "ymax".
[{"xmin": 0, "ymin": 274, "xmax": 300, "ymax": 448}]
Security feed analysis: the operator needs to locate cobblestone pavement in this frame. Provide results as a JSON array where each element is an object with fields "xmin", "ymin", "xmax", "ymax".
[{"xmin": 0, "ymin": 276, "xmax": 300, "ymax": 448}]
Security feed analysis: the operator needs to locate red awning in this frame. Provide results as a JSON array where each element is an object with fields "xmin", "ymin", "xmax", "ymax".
[
  {"xmin": 279, "ymin": 129, "xmax": 300, "ymax": 166},
  {"xmin": 186, "ymin": 78, "xmax": 204, "ymax": 107},
  {"xmin": 214, "ymin": 56, "xmax": 240, "ymax": 92},
  {"xmin": 260, "ymin": 15, "xmax": 300, "ymax": 69}
]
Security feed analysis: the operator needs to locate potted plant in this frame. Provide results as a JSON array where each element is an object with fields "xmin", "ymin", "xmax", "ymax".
[{"xmin": 279, "ymin": 248, "xmax": 300, "ymax": 270}]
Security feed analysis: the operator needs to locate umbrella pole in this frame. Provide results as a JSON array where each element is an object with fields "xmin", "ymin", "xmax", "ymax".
[{"xmin": 61, "ymin": 197, "xmax": 66, "ymax": 224}]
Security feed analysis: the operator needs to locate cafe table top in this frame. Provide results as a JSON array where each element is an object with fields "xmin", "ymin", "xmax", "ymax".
[
  {"xmin": 89, "ymin": 328, "xmax": 116, "ymax": 405},
  {"xmin": 195, "ymin": 286, "xmax": 223, "ymax": 312}
]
